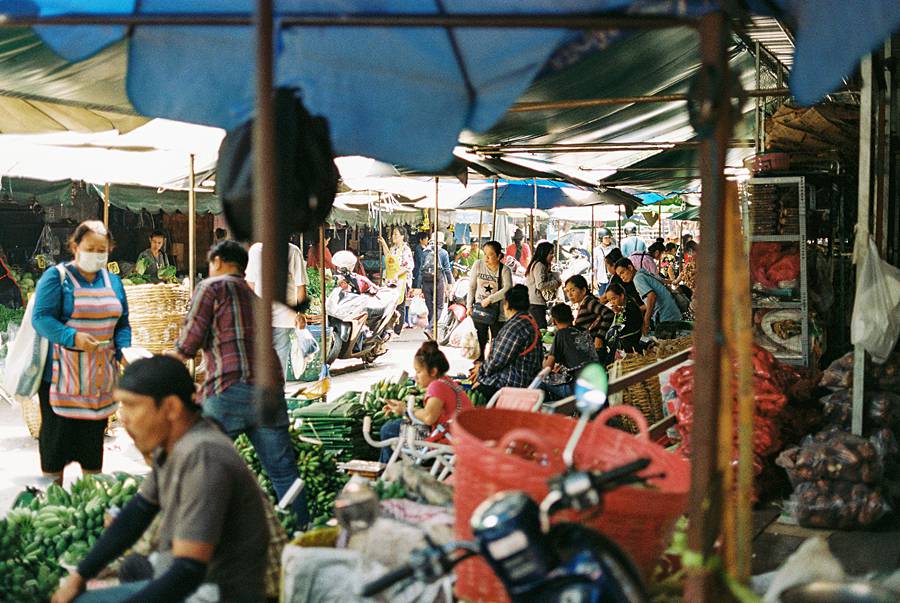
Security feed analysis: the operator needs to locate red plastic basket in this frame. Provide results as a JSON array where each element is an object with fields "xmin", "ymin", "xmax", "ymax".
[{"xmin": 452, "ymin": 406, "xmax": 690, "ymax": 603}]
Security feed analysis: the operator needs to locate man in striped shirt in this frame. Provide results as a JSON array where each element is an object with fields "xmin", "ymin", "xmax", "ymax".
[{"xmin": 173, "ymin": 240, "xmax": 309, "ymax": 527}]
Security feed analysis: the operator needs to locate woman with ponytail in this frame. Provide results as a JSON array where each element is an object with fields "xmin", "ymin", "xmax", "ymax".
[{"xmin": 378, "ymin": 341, "xmax": 472, "ymax": 462}]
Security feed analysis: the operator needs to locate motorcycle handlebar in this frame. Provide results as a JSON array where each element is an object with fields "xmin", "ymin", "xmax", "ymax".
[
  {"xmin": 360, "ymin": 563, "xmax": 416, "ymax": 596},
  {"xmin": 591, "ymin": 458, "xmax": 652, "ymax": 490}
]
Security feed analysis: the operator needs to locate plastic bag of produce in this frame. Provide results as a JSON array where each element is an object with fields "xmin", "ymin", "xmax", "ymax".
[
  {"xmin": 449, "ymin": 316, "xmax": 476, "ymax": 348},
  {"xmin": 790, "ymin": 480, "xmax": 889, "ymax": 529},
  {"xmin": 776, "ymin": 428, "xmax": 884, "ymax": 486},
  {"xmin": 851, "ymin": 236, "xmax": 900, "ymax": 364},
  {"xmin": 408, "ymin": 295, "xmax": 428, "ymax": 319},
  {"xmin": 819, "ymin": 352, "xmax": 854, "ymax": 390}
]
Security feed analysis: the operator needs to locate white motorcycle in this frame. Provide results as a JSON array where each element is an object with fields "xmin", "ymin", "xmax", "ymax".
[{"xmin": 325, "ymin": 251, "xmax": 402, "ymax": 364}]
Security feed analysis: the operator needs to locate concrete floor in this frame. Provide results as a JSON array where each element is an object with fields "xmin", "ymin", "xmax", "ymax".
[{"xmin": 0, "ymin": 326, "xmax": 472, "ymax": 515}]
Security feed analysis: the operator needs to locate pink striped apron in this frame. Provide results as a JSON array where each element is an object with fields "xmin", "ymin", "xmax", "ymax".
[{"xmin": 50, "ymin": 267, "xmax": 122, "ymax": 419}]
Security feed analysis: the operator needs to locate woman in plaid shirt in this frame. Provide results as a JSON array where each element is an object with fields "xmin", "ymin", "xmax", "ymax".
[{"xmin": 474, "ymin": 285, "xmax": 542, "ymax": 402}]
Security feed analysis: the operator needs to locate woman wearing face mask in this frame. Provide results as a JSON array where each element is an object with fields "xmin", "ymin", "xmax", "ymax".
[{"xmin": 32, "ymin": 220, "xmax": 131, "ymax": 483}]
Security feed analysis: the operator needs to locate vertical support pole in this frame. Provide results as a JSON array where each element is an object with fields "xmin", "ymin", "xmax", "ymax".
[
  {"xmin": 530, "ymin": 177, "xmax": 537, "ymax": 249},
  {"xmin": 491, "ymin": 178, "xmax": 498, "ymax": 238},
  {"xmin": 658, "ymin": 203, "xmax": 663, "ymax": 239},
  {"xmin": 590, "ymin": 205, "xmax": 596, "ymax": 292},
  {"xmin": 433, "ymin": 178, "xmax": 440, "ymax": 341},
  {"xmin": 755, "ymin": 41, "xmax": 763, "ymax": 154},
  {"xmin": 378, "ymin": 192, "xmax": 384, "ymax": 285},
  {"xmin": 102, "ymin": 183, "xmax": 110, "ymax": 228},
  {"xmin": 320, "ymin": 225, "xmax": 327, "ymax": 368},
  {"xmin": 853, "ymin": 55, "xmax": 874, "ymax": 436},
  {"xmin": 188, "ymin": 154, "xmax": 196, "ymax": 292},
  {"xmin": 478, "ymin": 209, "xmax": 484, "ymax": 246},
  {"xmin": 685, "ymin": 12, "xmax": 733, "ymax": 602},
  {"xmin": 617, "ymin": 205, "xmax": 622, "ymax": 242},
  {"xmin": 252, "ymin": 0, "xmax": 279, "ymax": 423}
]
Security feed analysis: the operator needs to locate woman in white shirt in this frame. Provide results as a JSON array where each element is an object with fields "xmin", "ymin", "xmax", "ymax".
[
  {"xmin": 524, "ymin": 241, "xmax": 561, "ymax": 329},
  {"xmin": 467, "ymin": 241, "xmax": 513, "ymax": 360}
]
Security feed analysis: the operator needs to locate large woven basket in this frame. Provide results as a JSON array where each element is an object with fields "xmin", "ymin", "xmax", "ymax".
[
  {"xmin": 608, "ymin": 353, "xmax": 665, "ymax": 431},
  {"xmin": 655, "ymin": 335, "xmax": 693, "ymax": 359},
  {"xmin": 124, "ymin": 283, "xmax": 191, "ymax": 354}
]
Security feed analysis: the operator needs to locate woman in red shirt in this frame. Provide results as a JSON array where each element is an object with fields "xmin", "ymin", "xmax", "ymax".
[{"xmin": 379, "ymin": 341, "xmax": 472, "ymax": 462}]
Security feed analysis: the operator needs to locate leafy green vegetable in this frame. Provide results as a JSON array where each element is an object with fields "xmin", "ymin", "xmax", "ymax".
[{"xmin": 0, "ymin": 306, "xmax": 25, "ymax": 333}]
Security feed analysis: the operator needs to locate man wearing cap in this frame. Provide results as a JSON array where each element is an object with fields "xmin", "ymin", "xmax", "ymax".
[
  {"xmin": 619, "ymin": 222, "xmax": 647, "ymax": 258},
  {"xmin": 593, "ymin": 228, "xmax": 616, "ymax": 295},
  {"xmin": 52, "ymin": 356, "xmax": 270, "ymax": 603},
  {"xmin": 506, "ymin": 228, "xmax": 532, "ymax": 269}
]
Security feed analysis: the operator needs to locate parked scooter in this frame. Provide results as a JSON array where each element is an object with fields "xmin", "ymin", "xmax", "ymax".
[
  {"xmin": 325, "ymin": 251, "xmax": 402, "ymax": 364},
  {"xmin": 362, "ymin": 366, "xmax": 651, "ymax": 602},
  {"xmin": 437, "ymin": 263, "xmax": 470, "ymax": 346}
]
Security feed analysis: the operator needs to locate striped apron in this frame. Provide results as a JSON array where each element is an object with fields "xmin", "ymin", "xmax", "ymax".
[{"xmin": 50, "ymin": 268, "xmax": 122, "ymax": 419}]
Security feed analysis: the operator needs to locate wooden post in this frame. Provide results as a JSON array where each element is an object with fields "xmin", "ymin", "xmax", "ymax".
[
  {"xmin": 433, "ymin": 178, "xmax": 439, "ymax": 341},
  {"xmin": 617, "ymin": 204, "xmax": 622, "ymax": 242},
  {"xmin": 252, "ymin": 0, "xmax": 280, "ymax": 424},
  {"xmin": 102, "ymin": 183, "xmax": 110, "ymax": 227},
  {"xmin": 684, "ymin": 11, "xmax": 734, "ymax": 602},
  {"xmin": 320, "ymin": 224, "xmax": 327, "ymax": 368},
  {"xmin": 188, "ymin": 154, "xmax": 196, "ymax": 291},
  {"xmin": 658, "ymin": 202, "xmax": 663, "ymax": 239},
  {"xmin": 491, "ymin": 178, "xmax": 498, "ymax": 238},
  {"xmin": 478, "ymin": 209, "xmax": 484, "ymax": 245}
]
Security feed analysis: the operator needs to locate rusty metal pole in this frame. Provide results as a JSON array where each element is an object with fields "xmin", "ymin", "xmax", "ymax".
[
  {"xmin": 102, "ymin": 183, "xmax": 110, "ymax": 228},
  {"xmin": 433, "ymin": 178, "xmax": 439, "ymax": 341},
  {"xmin": 684, "ymin": 11, "xmax": 734, "ymax": 602},
  {"xmin": 590, "ymin": 205, "xmax": 596, "ymax": 292},
  {"xmin": 252, "ymin": 0, "xmax": 279, "ymax": 424},
  {"xmin": 530, "ymin": 177, "xmax": 537, "ymax": 249},
  {"xmin": 188, "ymin": 154, "xmax": 196, "ymax": 292},
  {"xmin": 491, "ymin": 178, "xmax": 498, "ymax": 238},
  {"xmin": 319, "ymin": 225, "xmax": 327, "ymax": 368}
]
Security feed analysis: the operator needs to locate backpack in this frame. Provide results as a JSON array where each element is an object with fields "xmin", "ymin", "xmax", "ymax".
[
  {"xmin": 421, "ymin": 247, "xmax": 436, "ymax": 275},
  {"xmin": 217, "ymin": 88, "xmax": 336, "ymax": 313}
]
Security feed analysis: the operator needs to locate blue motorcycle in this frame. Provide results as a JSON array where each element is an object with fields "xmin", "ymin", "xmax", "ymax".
[{"xmin": 362, "ymin": 366, "xmax": 655, "ymax": 603}]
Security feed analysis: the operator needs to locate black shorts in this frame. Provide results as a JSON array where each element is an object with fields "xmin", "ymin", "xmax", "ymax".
[{"xmin": 38, "ymin": 381, "xmax": 107, "ymax": 474}]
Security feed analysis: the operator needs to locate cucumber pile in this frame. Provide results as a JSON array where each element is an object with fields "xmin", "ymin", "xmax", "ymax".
[
  {"xmin": 469, "ymin": 388, "xmax": 488, "ymax": 407},
  {"xmin": 0, "ymin": 473, "xmax": 142, "ymax": 603},
  {"xmin": 235, "ymin": 433, "xmax": 347, "ymax": 533}
]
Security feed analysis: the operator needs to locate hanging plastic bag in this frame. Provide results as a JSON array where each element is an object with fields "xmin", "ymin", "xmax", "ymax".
[
  {"xmin": 851, "ymin": 236, "xmax": 900, "ymax": 364},
  {"xmin": 449, "ymin": 316, "xmax": 476, "ymax": 348},
  {"xmin": 409, "ymin": 295, "xmax": 428, "ymax": 318},
  {"xmin": 289, "ymin": 328, "xmax": 320, "ymax": 381}
]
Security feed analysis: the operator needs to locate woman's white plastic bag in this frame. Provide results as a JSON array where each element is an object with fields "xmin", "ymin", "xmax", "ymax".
[
  {"xmin": 409, "ymin": 295, "xmax": 428, "ymax": 318},
  {"xmin": 448, "ymin": 316, "xmax": 476, "ymax": 348},
  {"xmin": 851, "ymin": 237, "xmax": 900, "ymax": 364},
  {"xmin": 290, "ymin": 328, "xmax": 320, "ymax": 380}
]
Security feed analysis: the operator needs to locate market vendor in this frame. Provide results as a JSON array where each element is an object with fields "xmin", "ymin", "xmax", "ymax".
[
  {"xmin": 32, "ymin": 220, "xmax": 131, "ymax": 484},
  {"xmin": 378, "ymin": 341, "xmax": 472, "ymax": 463},
  {"xmin": 170, "ymin": 240, "xmax": 309, "ymax": 527},
  {"xmin": 614, "ymin": 257, "xmax": 683, "ymax": 335},
  {"xmin": 563, "ymin": 274, "xmax": 611, "ymax": 350},
  {"xmin": 473, "ymin": 285, "xmax": 542, "ymax": 402},
  {"xmin": 135, "ymin": 229, "xmax": 170, "ymax": 281},
  {"xmin": 51, "ymin": 356, "xmax": 270, "ymax": 603}
]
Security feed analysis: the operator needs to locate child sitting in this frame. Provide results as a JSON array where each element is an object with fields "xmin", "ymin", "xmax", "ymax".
[{"xmin": 541, "ymin": 304, "xmax": 598, "ymax": 400}]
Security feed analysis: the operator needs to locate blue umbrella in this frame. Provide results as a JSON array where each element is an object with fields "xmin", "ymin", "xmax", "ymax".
[
  {"xmin": 7, "ymin": 1, "xmax": 898, "ymax": 171},
  {"xmin": 458, "ymin": 180, "xmax": 639, "ymax": 211}
]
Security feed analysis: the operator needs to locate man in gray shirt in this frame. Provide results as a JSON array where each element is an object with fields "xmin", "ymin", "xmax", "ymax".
[
  {"xmin": 53, "ymin": 356, "xmax": 269, "ymax": 603},
  {"xmin": 614, "ymin": 258, "xmax": 682, "ymax": 335}
]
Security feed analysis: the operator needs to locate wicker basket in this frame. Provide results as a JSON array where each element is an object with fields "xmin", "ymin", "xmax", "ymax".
[
  {"xmin": 655, "ymin": 336, "xmax": 693, "ymax": 359},
  {"xmin": 21, "ymin": 395, "xmax": 41, "ymax": 439},
  {"xmin": 608, "ymin": 353, "xmax": 665, "ymax": 431},
  {"xmin": 124, "ymin": 283, "xmax": 191, "ymax": 354}
]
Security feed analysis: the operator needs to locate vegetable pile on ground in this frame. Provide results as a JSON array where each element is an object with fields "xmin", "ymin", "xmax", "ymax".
[
  {"xmin": 0, "ymin": 473, "xmax": 142, "ymax": 603},
  {"xmin": 235, "ymin": 433, "xmax": 347, "ymax": 533},
  {"xmin": 359, "ymin": 375, "xmax": 422, "ymax": 434},
  {"xmin": 670, "ymin": 344, "xmax": 801, "ymax": 501}
]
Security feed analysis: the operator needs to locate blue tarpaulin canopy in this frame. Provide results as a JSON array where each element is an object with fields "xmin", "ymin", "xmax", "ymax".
[{"xmin": 4, "ymin": 1, "xmax": 898, "ymax": 172}]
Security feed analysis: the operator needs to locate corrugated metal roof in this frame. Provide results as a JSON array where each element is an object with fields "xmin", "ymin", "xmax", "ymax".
[{"xmin": 737, "ymin": 16, "xmax": 795, "ymax": 74}]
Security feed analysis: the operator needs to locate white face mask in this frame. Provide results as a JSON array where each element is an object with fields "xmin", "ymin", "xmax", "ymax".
[{"xmin": 77, "ymin": 251, "xmax": 108, "ymax": 273}]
